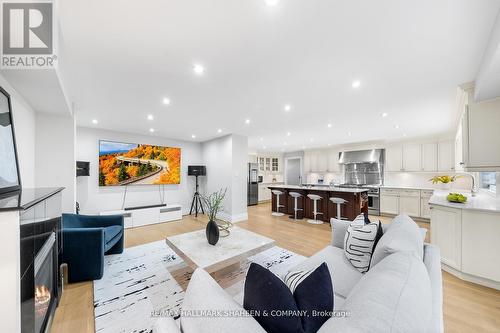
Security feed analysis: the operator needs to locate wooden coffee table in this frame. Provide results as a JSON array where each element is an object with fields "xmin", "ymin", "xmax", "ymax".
[{"xmin": 165, "ymin": 226, "xmax": 276, "ymax": 274}]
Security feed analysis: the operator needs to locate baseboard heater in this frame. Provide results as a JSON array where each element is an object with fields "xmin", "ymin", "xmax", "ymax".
[{"xmin": 124, "ymin": 203, "xmax": 167, "ymax": 211}]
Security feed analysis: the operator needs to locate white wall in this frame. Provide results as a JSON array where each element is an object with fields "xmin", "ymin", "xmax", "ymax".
[
  {"xmin": 35, "ymin": 113, "xmax": 76, "ymax": 213},
  {"xmin": 0, "ymin": 74, "xmax": 36, "ymax": 188},
  {"xmin": 231, "ymin": 134, "xmax": 249, "ymax": 221},
  {"xmin": 76, "ymin": 127, "xmax": 203, "ymax": 215},
  {"xmin": 202, "ymin": 134, "xmax": 248, "ymax": 222}
]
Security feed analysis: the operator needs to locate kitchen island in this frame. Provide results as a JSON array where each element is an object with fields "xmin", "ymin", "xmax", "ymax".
[{"xmin": 267, "ymin": 185, "xmax": 369, "ymax": 222}]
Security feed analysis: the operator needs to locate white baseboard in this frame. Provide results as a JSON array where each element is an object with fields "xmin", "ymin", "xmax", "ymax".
[
  {"xmin": 216, "ymin": 211, "xmax": 248, "ymax": 223},
  {"xmin": 441, "ymin": 264, "xmax": 500, "ymax": 291}
]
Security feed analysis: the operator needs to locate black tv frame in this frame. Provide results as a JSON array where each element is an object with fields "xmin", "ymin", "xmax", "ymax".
[{"xmin": 0, "ymin": 86, "xmax": 22, "ymax": 196}]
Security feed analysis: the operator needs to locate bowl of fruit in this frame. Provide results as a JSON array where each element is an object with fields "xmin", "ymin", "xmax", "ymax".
[{"xmin": 446, "ymin": 193, "xmax": 468, "ymax": 203}]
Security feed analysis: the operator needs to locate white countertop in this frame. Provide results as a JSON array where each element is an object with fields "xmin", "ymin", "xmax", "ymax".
[
  {"xmin": 429, "ymin": 190, "xmax": 500, "ymax": 213},
  {"xmin": 266, "ymin": 184, "xmax": 368, "ymax": 193}
]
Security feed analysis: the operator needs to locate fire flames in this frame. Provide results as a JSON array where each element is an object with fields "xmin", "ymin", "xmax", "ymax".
[{"xmin": 35, "ymin": 285, "xmax": 51, "ymax": 317}]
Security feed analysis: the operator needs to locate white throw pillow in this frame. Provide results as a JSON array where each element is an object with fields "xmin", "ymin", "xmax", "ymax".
[
  {"xmin": 343, "ymin": 215, "xmax": 380, "ymax": 273},
  {"xmin": 370, "ymin": 214, "xmax": 424, "ymax": 268}
]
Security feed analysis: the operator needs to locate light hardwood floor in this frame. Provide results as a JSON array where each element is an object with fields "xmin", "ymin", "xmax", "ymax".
[{"xmin": 51, "ymin": 203, "xmax": 500, "ymax": 333}]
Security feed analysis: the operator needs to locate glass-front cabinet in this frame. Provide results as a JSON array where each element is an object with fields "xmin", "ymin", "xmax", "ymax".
[{"xmin": 257, "ymin": 156, "xmax": 281, "ymax": 173}]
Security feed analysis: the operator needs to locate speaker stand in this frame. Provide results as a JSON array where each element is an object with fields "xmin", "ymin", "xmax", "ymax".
[{"xmin": 189, "ymin": 175, "xmax": 204, "ymax": 217}]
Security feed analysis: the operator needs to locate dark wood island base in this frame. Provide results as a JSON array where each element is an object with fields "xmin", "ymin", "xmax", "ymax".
[{"xmin": 267, "ymin": 185, "xmax": 368, "ymax": 222}]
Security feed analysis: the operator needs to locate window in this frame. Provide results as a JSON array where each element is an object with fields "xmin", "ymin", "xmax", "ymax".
[{"xmin": 479, "ymin": 172, "xmax": 497, "ymax": 194}]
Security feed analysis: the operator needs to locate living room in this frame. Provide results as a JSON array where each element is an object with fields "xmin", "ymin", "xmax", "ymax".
[{"xmin": 1, "ymin": 1, "xmax": 500, "ymax": 333}]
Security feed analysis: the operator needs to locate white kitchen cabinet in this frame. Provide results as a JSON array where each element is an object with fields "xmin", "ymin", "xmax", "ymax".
[
  {"xmin": 461, "ymin": 99, "xmax": 500, "ymax": 171},
  {"xmin": 271, "ymin": 157, "xmax": 279, "ymax": 172},
  {"xmin": 328, "ymin": 150, "xmax": 341, "ymax": 172},
  {"xmin": 380, "ymin": 189, "xmax": 399, "ymax": 215},
  {"xmin": 398, "ymin": 189, "xmax": 421, "ymax": 217},
  {"xmin": 421, "ymin": 143, "xmax": 438, "ymax": 171},
  {"xmin": 430, "ymin": 205, "xmax": 462, "ymax": 270},
  {"xmin": 462, "ymin": 210, "xmax": 500, "ymax": 283},
  {"xmin": 438, "ymin": 140, "xmax": 455, "ymax": 172},
  {"xmin": 455, "ymin": 127, "xmax": 464, "ymax": 172},
  {"xmin": 402, "ymin": 144, "xmax": 422, "ymax": 172},
  {"xmin": 420, "ymin": 190, "xmax": 434, "ymax": 219},
  {"xmin": 386, "ymin": 146, "xmax": 403, "ymax": 172},
  {"xmin": 308, "ymin": 152, "xmax": 318, "ymax": 173},
  {"xmin": 258, "ymin": 184, "xmax": 272, "ymax": 202},
  {"xmin": 316, "ymin": 153, "xmax": 328, "ymax": 173},
  {"xmin": 303, "ymin": 154, "xmax": 311, "ymax": 173},
  {"xmin": 258, "ymin": 157, "xmax": 265, "ymax": 171}
]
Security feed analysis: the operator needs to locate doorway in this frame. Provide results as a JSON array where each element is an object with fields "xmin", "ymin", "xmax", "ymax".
[{"xmin": 285, "ymin": 157, "xmax": 302, "ymax": 185}]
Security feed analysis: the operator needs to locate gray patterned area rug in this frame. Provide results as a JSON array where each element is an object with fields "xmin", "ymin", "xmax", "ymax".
[{"xmin": 93, "ymin": 239, "xmax": 306, "ymax": 333}]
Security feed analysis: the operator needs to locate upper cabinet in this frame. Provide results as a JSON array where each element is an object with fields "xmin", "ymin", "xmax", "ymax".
[
  {"xmin": 402, "ymin": 144, "xmax": 422, "ymax": 171},
  {"xmin": 258, "ymin": 155, "xmax": 282, "ymax": 173},
  {"xmin": 386, "ymin": 146, "xmax": 403, "ymax": 172},
  {"xmin": 304, "ymin": 150, "xmax": 341, "ymax": 173},
  {"xmin": 459, "ymin": 99, "xmax": 500, "ymax": 171},
  {"xmin": 438, "ymin": 141, "xmax": 455, "ymax": 172},
  {"xmin": 386, "ymin": 141, "xmax": 452, "ymax": 172},
  {"xmin": 422, "ymin": 143, "xmax": 438, "ymax": 172}
]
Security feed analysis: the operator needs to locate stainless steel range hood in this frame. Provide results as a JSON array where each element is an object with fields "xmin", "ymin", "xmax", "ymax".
[{"xmin": 338, "ymin": 149, "xmax": 384, "ymax": 164}]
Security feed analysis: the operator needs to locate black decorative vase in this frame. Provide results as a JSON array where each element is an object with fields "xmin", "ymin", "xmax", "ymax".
[{"xmin": 206, "ymin": 220, "xmax": 220, "ymax": 245}]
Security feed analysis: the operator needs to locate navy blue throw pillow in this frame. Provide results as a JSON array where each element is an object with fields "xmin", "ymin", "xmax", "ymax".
[
  {"xmin": 293, "ymin": 263, "xmax": 333, "ymax": 333},
  {"xmin": 243, "ymin": 262, "xmax": 334, "ymax": 333},
  {"xmin": 243, "ymin": 263, "xmax": 304, "ymax": 333}
]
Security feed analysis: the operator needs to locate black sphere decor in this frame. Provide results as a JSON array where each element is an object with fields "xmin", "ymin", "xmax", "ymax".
[{"xmin": 206, "ymin": 220, "xmax": 220, "ymax": 245}]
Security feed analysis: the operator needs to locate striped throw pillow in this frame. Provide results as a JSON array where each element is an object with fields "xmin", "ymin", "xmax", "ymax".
[
  {"xmin": 344, "ymin": 215, "xmax": 380, "ymax": 273},
  {"xmin": 283, "ymin": 267, "xmax": 316, "ymax": 294}
]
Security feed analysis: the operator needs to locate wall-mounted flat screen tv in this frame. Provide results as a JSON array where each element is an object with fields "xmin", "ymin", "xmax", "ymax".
[
  {"xmin": 0, "ymin": 87, "xmax": 21, "ymax": 195},
  {"xmin": 99, "ymin": 140, "xmax": 181, "ymax": 186}
]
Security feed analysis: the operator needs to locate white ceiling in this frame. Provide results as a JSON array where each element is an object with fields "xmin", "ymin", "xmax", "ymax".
[{"xmin": 58, "ymin": 0, "xmax": 500, "ymax": 152}]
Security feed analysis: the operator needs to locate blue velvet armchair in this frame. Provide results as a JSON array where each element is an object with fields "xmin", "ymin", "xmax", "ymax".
[{"xmin": 62, "ymin": 213, "xmax": 124, "ymax": 282}]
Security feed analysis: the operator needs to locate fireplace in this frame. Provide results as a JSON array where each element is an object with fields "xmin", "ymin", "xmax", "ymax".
[{"xmin": 34, "ymin": 233, "xmax": 56, "ymax": 333}]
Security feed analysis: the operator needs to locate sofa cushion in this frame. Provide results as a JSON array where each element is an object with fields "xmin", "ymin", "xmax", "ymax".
[
  {"xmin": 289, "ymin": 246, "xmax": 362, "ymax": 300},
  {"xmin": 181, "ymin": 268, "xmax": 266, "ymax": 333},
  {"xmin": 104, "ymin": 225, "xmax": 122, "ymax": 244},
  {"xmin": 243, "ymin": 263, "xmax": 304, "ymax": 333},
  {"xmin": 370, "ymin": 214, "xmax": 423, "ymax": 268},
  {"xmin": 330, "ymin": 218, "xmax": 350, "ymax": 249},
  {"xmin": 318, "ymin": 252, "xmax": 432, "ymax": 333}
]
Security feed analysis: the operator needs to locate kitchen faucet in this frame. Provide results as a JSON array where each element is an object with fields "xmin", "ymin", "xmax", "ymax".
[{"xmin": 461, "ymin": 173, "xmax": 477, "ymax": 197}]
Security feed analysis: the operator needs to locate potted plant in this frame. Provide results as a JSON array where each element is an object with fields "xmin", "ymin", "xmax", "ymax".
[
  {"xmin": 201, "ymin": 188, "xmax": 227, "ymax": 245},
  {"xmin": 429, "ymin": 175, "xmax": 461, "ymax": 190}
]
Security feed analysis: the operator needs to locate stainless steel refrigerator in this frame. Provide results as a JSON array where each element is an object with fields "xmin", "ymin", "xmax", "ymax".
[{"xmin": 247, "ymin": 163, "xmax": 258, "ymax": 206}]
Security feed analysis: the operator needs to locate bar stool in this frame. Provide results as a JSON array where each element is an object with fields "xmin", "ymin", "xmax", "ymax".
[
  {"xmin": 330, "ymin": 197, "xmax": 348, "ymax": 220},
  {"xmin": 289, "ymin": 192, "xmax": 303, "ymax": 220},
  {"xmin": 271, "ymin": 190, "xmax": 285, "ymax": 216},
  {"xmin": 307, "ymin": 194, "xmax": 324, "ymax": 225}
]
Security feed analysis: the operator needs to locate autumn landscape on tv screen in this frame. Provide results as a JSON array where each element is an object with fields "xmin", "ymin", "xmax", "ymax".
[{"xmin": 99, "ymin": 140, "xmax": 181, "ymax": 186}]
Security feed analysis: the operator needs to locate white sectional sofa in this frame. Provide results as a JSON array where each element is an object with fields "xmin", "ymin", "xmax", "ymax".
[{"xmin": 157, "ymin": 215, "xmax": 443, "ymax": 333}]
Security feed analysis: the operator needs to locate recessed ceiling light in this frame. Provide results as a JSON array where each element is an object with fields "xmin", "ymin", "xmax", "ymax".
[
  {"xmin": 193, "ymin": 64, "xmax": 204, "ymax": 75},
  {"xmin": 92, "ymin": 119, "xmax": 98, "ymax": 124},
  {"xmin": 284, "ymin": 104, "xmax": 291, "ymax": 112},
  {"xmin": 149, "ymin": 128, "xmax": 155, "ymax": 133},
  {"xmin": 352, "ymin": 80, "xmax": 361, "ymax": 88},
  {"xmin": 147, "ymin": 114, "xmax": 154, "ymax": 120},
  {"xmin": 310, "ymin": 138, "xmax": 314, "ymax": 142},
  {"xmin": 260, "ymin": 137, "xmax": 264, "ymax": 141},
  {"xmin": 348, "ymin": 131, "xmax": 352, "ymax": 136},
  {"xmin": 284, "ymin": 142, "xmax": 287, "ymax": 146},
  {"xmin": 245, "ymin": 118, "xmax": 251, "ymax": 124},
  {"xmin": 263, "ymin": 146, "xmax": 267, "ymax": 149},
  {"xmin": 162, "ymin": 97, "xmax": 171, "ymax": 105},
  {"xmin": 265, "ymin": 0, "xmax": 279, "ymax": 7},
  {"xmin": 327, "ymin": 123, "xmax": 332, "ymax": 128},
  {"xmin": 381, "ymin": 112, "xmax": 388, "ymax": 117},
  {"xmin": 394, "ymin": 125, "xmax": 400, "ymax": 129},
  {"xmin": 191, "ymin": 134, "xmax": 196, "ymax": 139},
  {"xmin": 217, "ymin": 128, "xmax": 222, "ymax": 133},
  {"xmin": 286, "ymin": 132, "xmax": 291, "ymax": 136}
]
